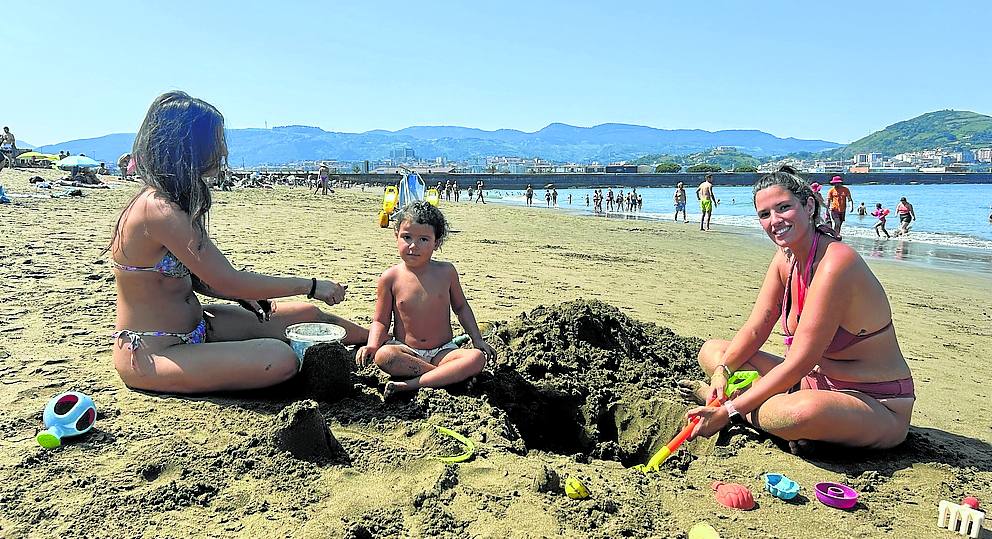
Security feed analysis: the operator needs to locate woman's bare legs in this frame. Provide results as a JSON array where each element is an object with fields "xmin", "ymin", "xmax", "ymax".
[
  {"xmin": 113, "ymin": 301, "xmax": 368, "ymax": 394},
  {"xmin": 204, "ymin": 301, "xmax": 368, "ymax": 345},
  {"xmin": 374, "ymin": 345, "xmax": 486, "ymax": 397},
  {"xmin": 682, "ymin": 339, "xmax": 911, "ymax": 449}
]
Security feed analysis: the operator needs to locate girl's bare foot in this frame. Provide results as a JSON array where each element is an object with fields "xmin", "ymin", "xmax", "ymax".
[{"xmin": 677, "ymin": 379, "xmax": 708, "ymax": 405}]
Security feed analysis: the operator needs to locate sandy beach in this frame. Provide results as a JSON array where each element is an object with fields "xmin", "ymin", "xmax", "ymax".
[{"xmin": 1, "ymin": 167, "xmax": 991, "ymax": 538}]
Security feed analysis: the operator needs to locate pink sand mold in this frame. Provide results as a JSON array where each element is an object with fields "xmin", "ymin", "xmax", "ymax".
[{"xmin": 814, "ymin": 482, "xmax": 859, "ymax": 510}]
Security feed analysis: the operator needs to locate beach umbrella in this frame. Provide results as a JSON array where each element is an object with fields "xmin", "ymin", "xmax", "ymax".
[
  {"xmin": 14, "ymin": 151, "xmax": 60, "ymax": 161},
  {"xmin": 57, "ymin": 155, "xmax": 101, "ymax": 169}
]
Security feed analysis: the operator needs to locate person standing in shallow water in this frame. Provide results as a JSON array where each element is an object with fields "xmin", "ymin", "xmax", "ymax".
[
  {"xmin": 696, "ymin": 175, "xmax": 717, "ymax": 230},
  {"xmin": 894, "ymin": 197, "xmax": 915, "ymax": 236},
  {"xmin": 678, "ymin": 165, "xmax": 913, "ymax": 451},
  {"xmin": 826, "ymin": 176, "xmax": 853, "ymax": 238},
  {"xmin": 674, "ymin": 182, "xmax": 687, "ymax": 222}
]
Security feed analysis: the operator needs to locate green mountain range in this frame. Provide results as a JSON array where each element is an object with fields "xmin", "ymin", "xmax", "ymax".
[{"xmin": 834, "ymin": 110, "xmax": 992, "ymax": 157}]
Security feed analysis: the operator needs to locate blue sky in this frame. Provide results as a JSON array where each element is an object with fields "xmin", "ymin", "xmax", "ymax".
[{"xmin": 4, "ymin": 0, "xmax": 990, "ymax": 146}]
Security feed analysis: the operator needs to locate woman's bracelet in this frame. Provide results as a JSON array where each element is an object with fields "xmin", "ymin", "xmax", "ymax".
[
  {"xmin": 723, "ymin": 400, "xmax": 740, "ymax": 418},
  {"xmin": 306, "ymin": 278, "xmax": 317, "ymax": 299},
  {"xmin": 715, "ymin": 364, "xmax": 733, "ymax": 379}
]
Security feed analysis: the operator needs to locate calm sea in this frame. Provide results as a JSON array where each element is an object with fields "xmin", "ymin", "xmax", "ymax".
[{"xmin": 485, "ymin": 183, "xmax": 992, "ymax": 275}]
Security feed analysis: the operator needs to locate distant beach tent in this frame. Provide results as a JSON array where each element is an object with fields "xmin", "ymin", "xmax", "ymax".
[
  {"xmin": 57, "ymin": 155, "xmax": 102, "ymax": 169},
  {"xmin": 14, "ymin": 151, "xmax": 59, "ymax": 161},
  {"xmin": 397, "ymin": 171, "xmax": 427, "ymax": 208}
]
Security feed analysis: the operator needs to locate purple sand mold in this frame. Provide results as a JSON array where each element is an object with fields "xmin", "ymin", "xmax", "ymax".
[{"xmin": 814, "ymin": 482, "xmax": 859, "ymax": 510}]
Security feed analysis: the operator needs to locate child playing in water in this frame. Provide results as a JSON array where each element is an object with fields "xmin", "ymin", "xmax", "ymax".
[
  {"xmin": 356, "ymin": 201, "xmax": 494, "ymax": 397},
  {"xmin": 872, "ymin": 203, "xmax": 890, "ymax": 238}
]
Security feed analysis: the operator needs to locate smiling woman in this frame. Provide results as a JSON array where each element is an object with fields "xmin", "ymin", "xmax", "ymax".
[{"xmin": 678, "ymin": 165, "xmax": 915, "ymax": 451}]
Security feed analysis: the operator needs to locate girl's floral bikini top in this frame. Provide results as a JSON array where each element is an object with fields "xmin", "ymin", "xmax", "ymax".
[{"xmin": 111, "ymin": 250, "xmax": 190, "ymax": 279}]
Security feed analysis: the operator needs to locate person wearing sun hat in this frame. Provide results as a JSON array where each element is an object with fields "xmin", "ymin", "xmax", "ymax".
[
  {"xmin": 826, "ymin": 175, "xmax": 853, "ymax": 238},
  {"xmin": 809, "ymin": 182, "xmax": 831, "ymax": 227}
]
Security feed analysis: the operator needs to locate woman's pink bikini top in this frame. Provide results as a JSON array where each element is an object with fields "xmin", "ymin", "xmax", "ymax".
[{"xmin": 781, "ymin": 232, "xmax": 892, "ymax": 354}]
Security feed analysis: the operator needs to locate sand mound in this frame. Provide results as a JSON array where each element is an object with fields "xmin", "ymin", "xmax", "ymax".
[
  {"xmin": 298, "ymin": 342, "xmax": 355, "ymax": 400},
  {"xmin": 477, "ymin": 299, "xmax": 706, "ymax": 463},
  {"xmin": 270, "ymin": 400, "xmax": 347, "ymax": 464}
]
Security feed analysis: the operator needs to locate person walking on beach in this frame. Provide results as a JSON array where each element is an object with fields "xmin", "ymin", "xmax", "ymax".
[
  {"xmin": 544, "ymin": 189, "xmax": 551, "ymax": 207},
  {"xmin": 678, "ymin": 165, "xmax": 914, "ymax": 452},
  {"xmin": 1, "ymin": 127, "xmax": 16, "ymax": 169},
  {"xmin": 474, "ymin": 180, "xmax": 486, "ymax": 204},
  {"xmin": 525, "ymin": 184, "xmax": 534, "ymax": 206},
  {"xmin": 696, "ymin": 174, "xmax": 717, "ymax": 231},
  {"xmin": 356, "ymin": 201, "xmax": 493, "ymax": 397},
  {"xmin": 585, "ymin": 193, "xmax": 590, "ymax": 207},
  {"xmin": 315, "ymin": 163, "xmax": 330, "ymax": 196},
  {"xmin": 674, "ymin": 182, "xmax": 688, "ymax": 222},
  {"xmin": 872, "ymin": 203, "xmax": 891, "ymax": 238},
  {"xmin": 894, "ymin": 197, "xmax": 915, "ymax": 236},
  {"xmin": 552, "ymin": 188, "xmax": 558, "ymax": 207},
  {"xmin": 108, "ymin": 92, "xmax": 367, "ymax": 394},
  {"xmin": 826, "ymin": 176, "xmax": 853, "ymax": 238},
  {"xmin": 606, "ymin": 188, "xmax": 614, "ymax": 212}
]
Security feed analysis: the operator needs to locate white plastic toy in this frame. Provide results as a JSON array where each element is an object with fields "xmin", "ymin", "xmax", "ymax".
[{"xmin": 938, "ymin": 500, "xmax": 985, "ymax": 538}]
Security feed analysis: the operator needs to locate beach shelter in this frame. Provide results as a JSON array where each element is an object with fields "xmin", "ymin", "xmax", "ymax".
[
  {"xmin": 397, "ymin": 171, "xmax": 426, "ymax": 208},
  {"xmin": 14, "ymin": 151, "xmax": 59, "ymax": 161},
  {"xmin": 57, "ymin": 155, "xmax": 101, "ymax": 169}
]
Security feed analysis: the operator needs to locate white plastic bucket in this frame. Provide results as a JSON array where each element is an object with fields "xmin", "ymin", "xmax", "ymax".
[{"xmin": 285, "ymin": 322, "xmax": 346, "ymax": 361}]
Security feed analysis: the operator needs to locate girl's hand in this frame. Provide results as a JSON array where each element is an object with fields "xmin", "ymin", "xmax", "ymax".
[
  {"xmin": 686, "ymin": 405, "xmax": 731, "ymax": 440},
  {"xmin": 314, "ymin": 280, "xmax": 347, "ymax": 306},
  {"xmin": 236, "ymin": 299, "xmax": 273, "ymax": 322}
]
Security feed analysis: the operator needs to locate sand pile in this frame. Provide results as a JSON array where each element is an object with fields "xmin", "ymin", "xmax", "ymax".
[{"xmin": 477, "ymin": 299, "xmax": 706, "ymax": 463}]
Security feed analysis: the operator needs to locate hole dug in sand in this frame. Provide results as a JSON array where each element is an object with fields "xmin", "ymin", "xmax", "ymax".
[{"xmin": 478, "ymin": 300, "xmax": 709, "ymax": 465}]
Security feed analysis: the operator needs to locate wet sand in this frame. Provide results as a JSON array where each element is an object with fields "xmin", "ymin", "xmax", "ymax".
[{"xmin": 1, "ymin": 167, "xmax": 991, "ymax": 538}]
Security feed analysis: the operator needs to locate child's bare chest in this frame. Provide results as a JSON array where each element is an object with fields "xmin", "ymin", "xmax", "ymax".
[{"xmin": 393, "ymin": 274, "xmax": 449, "ymax": 313}]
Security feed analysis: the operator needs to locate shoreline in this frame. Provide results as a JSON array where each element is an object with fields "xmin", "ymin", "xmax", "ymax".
[{"xmin": 486, "ymin": 194, "xmax": 992, "ymax": 276}]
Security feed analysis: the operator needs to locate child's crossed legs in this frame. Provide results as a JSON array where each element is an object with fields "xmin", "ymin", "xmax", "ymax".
[{"xmin": 373, "ymin": 342, "xmax": 486, "ymax": 397}]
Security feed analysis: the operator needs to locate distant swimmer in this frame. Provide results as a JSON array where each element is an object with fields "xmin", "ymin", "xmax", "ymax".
[
  {"xmin": 857, "ymin": 201, "xmax": 868, "ymax": 217},
  {"xmin": 674, "ymin": 182, "xmax": 687, "ymax": 222},
  {"xmin": 696, "ymin": 174, "xmax": 717, "ymax": 231},
  {"xmin": 826, "ymin": 176, "xmax": 854, "ymax": 238}
]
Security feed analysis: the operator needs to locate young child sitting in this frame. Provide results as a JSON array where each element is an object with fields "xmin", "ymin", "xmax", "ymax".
[{"xmin": 356, "ymin": 201, "xmax": 494, "ymax": 397}]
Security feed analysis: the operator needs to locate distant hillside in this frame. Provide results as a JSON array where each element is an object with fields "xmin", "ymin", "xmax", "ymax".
[
  {"xmin": 630, "ymin": 148, "xmax": 760, "ymax": 171},
  {"xmin": 835, "ymin": 110, "xmax": 992, "ymax": 157},
  {"xmin": 34, "ymin": 123, "xmax": 840, "ymax": 167}
]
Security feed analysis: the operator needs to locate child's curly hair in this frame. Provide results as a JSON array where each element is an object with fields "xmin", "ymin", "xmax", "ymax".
[{"xmin": 394, "ymin": 201, "xmax": 449, "ymax": 248}]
